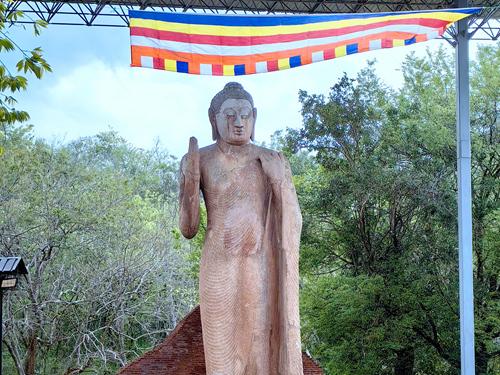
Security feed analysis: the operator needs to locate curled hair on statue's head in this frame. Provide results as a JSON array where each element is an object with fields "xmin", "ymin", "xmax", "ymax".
[
  {"xmin": 210, "ymin": 82, "xmax": 254, "ymax": 114},
  {"xmin": 208, "ymin": 82, "xmax": 257, "ymax": 141}
]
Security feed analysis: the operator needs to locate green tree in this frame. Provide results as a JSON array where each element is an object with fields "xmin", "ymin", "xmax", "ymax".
[
  {"xmin": 289, "ymin": 46, "xmax": 500, "ymax": 374},
  {"xmin": 469, "ymin": 44, "xmax": 500, "ymax": 374},
  {"xmin": 0, "ymin": 2, "xmax": 50, "ymax": 152},
  {"xmin": 285, "ymin": 55, "xmax": 459, "ymax": 374},
  {"xmin": 0, "ymin": 126, "xmax": 197, "ymax": 375}
]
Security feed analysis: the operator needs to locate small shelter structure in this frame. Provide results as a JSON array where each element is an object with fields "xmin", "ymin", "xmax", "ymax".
[{"xmin": 0, "ymin": 257, "xmax": 28, "ymax": 288}]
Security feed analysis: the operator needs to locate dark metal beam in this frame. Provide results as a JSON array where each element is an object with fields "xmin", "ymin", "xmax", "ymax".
[{"xmin": 5, "ymin": 0, "xmax": 500, "ymax": 37}]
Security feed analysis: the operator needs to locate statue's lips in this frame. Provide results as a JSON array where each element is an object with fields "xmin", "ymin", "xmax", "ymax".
[{"xmin": 233, "ymin": 130, "xmax": 244, "ymax": 136}]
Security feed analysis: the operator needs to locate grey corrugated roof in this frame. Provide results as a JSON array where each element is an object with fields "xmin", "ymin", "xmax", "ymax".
[
  {"xmin": 15, "ymin": 0, "xmax": 500, "ymax": 16},
  {"xmin": 0, "ymin": 257, "xmax": 28, "ymax": 275}
]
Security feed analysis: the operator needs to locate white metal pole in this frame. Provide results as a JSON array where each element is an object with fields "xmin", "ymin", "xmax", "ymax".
[{"xmin": 455, "ymin": 1, "xmax": 475, "ymax": 374}]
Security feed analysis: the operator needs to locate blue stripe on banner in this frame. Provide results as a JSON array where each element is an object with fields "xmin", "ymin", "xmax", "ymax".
[
  {"xmin": 346, "ymin": 43, "xmax": 358, "ymax": 55},
  {"xmin": 290, "ymin": 55, "xmax": 301, "ymax": 68},
  {"xmin": 234, "ymin": 64, "xmax": 246, "ymax": 75},
  {"xmin": 129, "ymin": 8, "xmax": 481, "ymax": 27},
  {"xmin": 405, "ymin": 37, "xmax": 416, "ymax": 45},
  {"xmin": 177, "ymin": 61, "xmax": 189, "ymax": 73}
]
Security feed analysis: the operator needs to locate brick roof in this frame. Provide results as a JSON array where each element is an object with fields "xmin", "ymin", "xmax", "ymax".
[{"xmin": 117, "ymin": 305, "xmax": 323, "ymax": 375}]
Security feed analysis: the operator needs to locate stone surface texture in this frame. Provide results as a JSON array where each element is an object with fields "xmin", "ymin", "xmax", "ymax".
[
  {"xmin": 178, "ymin": 83, "xmax": 303, "ymax": 374},
  {"xmin": 117, "ymin": 306, "xmax": 323, "ymax": 375}
]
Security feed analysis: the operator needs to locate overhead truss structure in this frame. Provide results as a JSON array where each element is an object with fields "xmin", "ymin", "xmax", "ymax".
[{"xmin": 5, "ymin": 0, "xmax": 500, "ymax": 42}]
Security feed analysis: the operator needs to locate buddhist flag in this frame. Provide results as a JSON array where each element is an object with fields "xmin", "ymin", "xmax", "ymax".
[{"xmin": 129, "ymin": 8, "xmax": 481, "ymax": 75}]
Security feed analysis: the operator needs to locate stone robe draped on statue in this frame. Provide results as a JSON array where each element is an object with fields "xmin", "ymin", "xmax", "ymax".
[{"xmin": 180, "ymin": 143, "xmax": 303, "ymax": 375}]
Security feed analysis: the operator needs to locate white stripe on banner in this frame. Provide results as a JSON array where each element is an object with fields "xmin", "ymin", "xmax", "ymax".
[
  {"xmin": 255, "ymin": 61, "xmax": 269, "ymax": 73},
  {"xmin": 200, "ymin": 64, "xmax": 213, "ymax": 75}
]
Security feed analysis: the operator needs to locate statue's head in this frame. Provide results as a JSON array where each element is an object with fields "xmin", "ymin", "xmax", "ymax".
[{"xmin": 208, "ymin": 82, "xmax": 257, "ymax": 145}]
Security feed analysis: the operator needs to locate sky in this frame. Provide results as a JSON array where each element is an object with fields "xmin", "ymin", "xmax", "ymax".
[{"xmin": 5, "ymin": 18, "xmax": 495, "ymax": 159}]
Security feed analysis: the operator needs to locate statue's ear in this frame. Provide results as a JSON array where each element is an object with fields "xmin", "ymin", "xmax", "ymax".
[
  {"xmin": 250, "ymin": 107, "xmax": 257, "ymax": 141},
  {"xmin": 208, "ymin": 108, "xmax": 219, "ymax": 141}
]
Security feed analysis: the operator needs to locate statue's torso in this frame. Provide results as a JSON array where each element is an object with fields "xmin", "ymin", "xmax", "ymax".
[
  {"xmin": 199, "ymin": 143, "xmax": 271, "ymax": 258},
  {"xmin": 197, "ymin": 143, "xmax": 275, "ymax": 374}
]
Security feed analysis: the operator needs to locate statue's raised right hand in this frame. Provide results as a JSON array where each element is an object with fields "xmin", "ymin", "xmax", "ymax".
[
  {"xmin": 184, "ymin": 137, "xmax": 200, "ymax": 183},
  {"xmin": 179, "ymin": 137, "xmax": 201, "ymax": 239}
]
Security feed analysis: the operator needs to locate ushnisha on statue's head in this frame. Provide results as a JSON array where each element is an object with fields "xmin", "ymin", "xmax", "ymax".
[{"xmin": 208, "ymin": 82, "xmax": 257, "ymax": 145}]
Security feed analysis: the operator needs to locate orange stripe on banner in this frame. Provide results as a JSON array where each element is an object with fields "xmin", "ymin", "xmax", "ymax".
[
  {"xmin": 131, "ymin": 30, "xmax": 434, "ymax": 66},
  {"xmin": 131, "ymin": 48, "xmax": 143, "ymax": 66},
  {"xmin": 415, "ymin": 34, "xmax": 428, "ymax": 42},
  {"xmin": 246, "ymin": 64, "xmax": 257, "ymax": 75},
  {"xmin": 301, "ymin": 53, "xmax": 313, "ymax": 66},
  {"xmin": 190, "ymin": 63, "xmax": 200, "ymax": 75},
  {"xmin": 357, "ymin": 39, "xmax": 370, "ymax": 53}
]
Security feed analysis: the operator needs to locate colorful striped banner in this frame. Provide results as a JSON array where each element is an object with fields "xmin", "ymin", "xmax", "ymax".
[{"xmin": 129, "ymin": 8, "xmax": 481, "ymax": 75}]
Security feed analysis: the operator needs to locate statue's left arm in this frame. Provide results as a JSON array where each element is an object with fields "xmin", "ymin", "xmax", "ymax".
[{"xmin": 259, "ymin": 151, "xmax": 303, "ymax": 375}]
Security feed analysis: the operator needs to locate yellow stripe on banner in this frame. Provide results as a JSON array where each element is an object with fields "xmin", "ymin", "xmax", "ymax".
[
  {"xmin": 278, "ymin": 58, "xmax": 290, "ymax": 70},
  {"xmin": 335, "ymin": 45, "xmax": 347, "ymax": 57},
  {"xmin": 164, "ymin": 59, "xmax": 177, "ymax": 71},
  {"xmin": 223, "ymin": 65, "xmax": 235, "ymax": 76},
  {"xmin": 393, "ymin": 39, "xmax": 405, "ymax": 47},
  {"xmin": 130, "ymin": 11, "xmax": 470, "ymax": 37}
]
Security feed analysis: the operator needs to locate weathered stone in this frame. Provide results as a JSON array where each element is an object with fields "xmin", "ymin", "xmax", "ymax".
[{"xmin": 178, "ymin": 82, "xmax": 303, "ymax": 374}]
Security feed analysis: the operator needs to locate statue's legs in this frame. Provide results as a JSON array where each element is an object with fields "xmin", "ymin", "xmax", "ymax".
[{"xmin": 200, "ymin": 248, "xmax": 270, "ymax": 375}]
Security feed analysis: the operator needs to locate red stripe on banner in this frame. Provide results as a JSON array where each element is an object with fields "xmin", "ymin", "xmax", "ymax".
[
  {"xmin": 267, "ymin": 60, "xmax": 279, "ymax": 72},
  {"xmin": 153, "ymin": 57, "xmax": 164, "ymax": 70},
  {"xmin": 212, "ymin": 65, "xmax": 223, "ymax": 76},
  {"xmin": 324, "ymin": 48, "xmax": 335, "ymax": 60},
  {"xmin": 381, "ymin": 39, "xmax": 393, "ymax": 48},
  {"xmin": 130, "ymin": 17, "xmax": 449, "ymax": 47}
]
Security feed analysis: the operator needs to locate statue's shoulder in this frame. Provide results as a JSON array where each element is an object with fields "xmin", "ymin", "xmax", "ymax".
[
  {"xmin": 252, "ymin": 144, "xmax": 289, "ymax": 161},
  {"xmin": 199, "ymin": 143, "xmax": 219, "ymax": 158},
  {"xmin": 198, "ymin": 144, "xmax": 221, "ymax": 169},
  {"xmin": 252, "ymin": 144, "xmax": 272, "ymax": 155}
]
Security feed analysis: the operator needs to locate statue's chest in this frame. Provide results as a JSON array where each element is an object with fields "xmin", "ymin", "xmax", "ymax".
[{"xmin": 200, "ymin": 156, "xmax": 269, "ymax": 203}]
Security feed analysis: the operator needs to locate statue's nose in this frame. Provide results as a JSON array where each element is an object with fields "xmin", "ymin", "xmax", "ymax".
[{"xmin": 235, "ymin": 116, "xmax": 243, "ymax": 127}]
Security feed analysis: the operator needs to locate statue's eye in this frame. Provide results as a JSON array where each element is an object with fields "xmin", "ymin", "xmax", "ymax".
[
  {"xmin": 241, "ymin": 110, "xmax": 251, "ymax": 119},
  {"xmin": 225, "ymin": 109, "xmax": 236, "ymax": 120}
]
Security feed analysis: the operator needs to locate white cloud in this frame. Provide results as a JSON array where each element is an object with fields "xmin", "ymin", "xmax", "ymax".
[{"xmin": 13, "ymin": 27, "xmax": 470, "ymax": 158}]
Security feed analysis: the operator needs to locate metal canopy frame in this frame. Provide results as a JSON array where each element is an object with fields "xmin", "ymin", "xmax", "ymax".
[{"xmin": 4, "ymin": 0, "xmax": 500, "ymax": 35}]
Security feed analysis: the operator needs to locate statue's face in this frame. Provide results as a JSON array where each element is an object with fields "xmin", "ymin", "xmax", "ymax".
[{"xmin": 215, "ymin": 98, "xmax": 255, "ymax": 146}]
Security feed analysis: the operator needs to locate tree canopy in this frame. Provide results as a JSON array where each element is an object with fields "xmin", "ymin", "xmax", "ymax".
[
  {"xmin": 0, "ymin": 124, "xmax": 199, "ymax": 375},
  {"xmin": 0, "ymin": 3, "xmax": 50, "ymax": 155},
  {"xmin": 282, "ymin": 45, "xmax": 500, "ymax": 375}
]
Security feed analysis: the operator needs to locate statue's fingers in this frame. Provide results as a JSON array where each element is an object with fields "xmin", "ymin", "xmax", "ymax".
[
  {"xmin": 278, "ymin": 151, "xmax": 285, "ymax": 163},
  {"xmin": 188, "ymin": 137, "xmax": 200, "ymax": 163},
  {"xmin": 259, "ymin": 154, "xmax": 272, "ymax": 163},
  {"xmin": 188, "ymin": 137, "xmax": 199, "ymax": 155},
  {"xmin": 258, "ymin": 154, "xmax": 271, "ymax": 167},
  {"xmin": 269, "ymin": 151, "xmax": 281, "ymax": 163}
]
